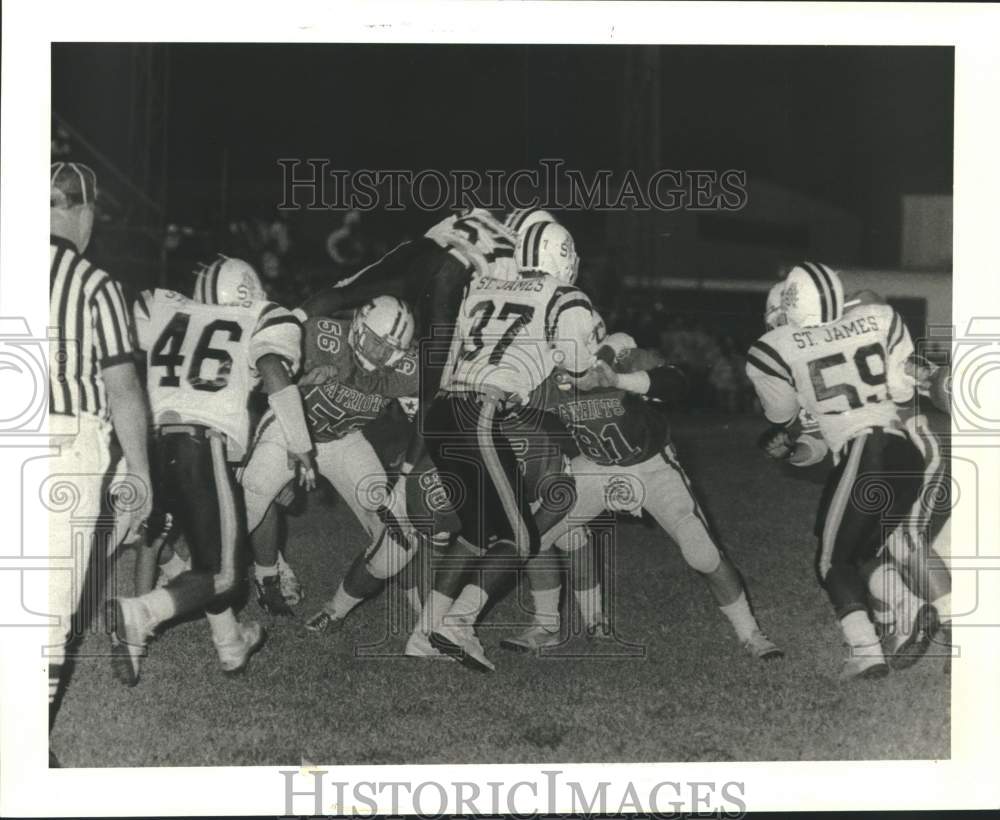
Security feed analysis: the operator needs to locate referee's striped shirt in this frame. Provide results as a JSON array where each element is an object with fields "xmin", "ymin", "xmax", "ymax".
[{"xmin": 49, "ymin": 234, "xmax": 136, "ymax": 418}]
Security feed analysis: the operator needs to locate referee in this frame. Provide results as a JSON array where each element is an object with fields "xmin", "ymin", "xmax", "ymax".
[{"xmin": 48, "ymin": 162, "xmax": 152, "ymax": 760}]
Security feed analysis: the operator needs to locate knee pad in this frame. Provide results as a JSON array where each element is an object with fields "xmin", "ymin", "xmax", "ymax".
[
  {"xmin": 674, "ymin": 513, "xmax": 722, "ymax": 574},
  {"xmin": 555, "ymin": 525, "xmax": 589, "ymax": 554},
  {"xmin": 365, "ymin": 532, "xmax": 415, "ymax": 580}
]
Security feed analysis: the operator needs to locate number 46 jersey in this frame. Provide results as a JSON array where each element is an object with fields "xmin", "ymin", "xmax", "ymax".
[
  {"xmin": 746, "ymin": 301, "xmax": 915, "ymax": 454},
  {"xmin": 134, "ymin": 289, "xmax": 301, "ymax": 458}
]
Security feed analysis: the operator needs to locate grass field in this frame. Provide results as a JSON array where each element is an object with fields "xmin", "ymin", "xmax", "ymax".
[{"xmin": 52, "ymin": 413, "xmax": 950, "ymax": 766}]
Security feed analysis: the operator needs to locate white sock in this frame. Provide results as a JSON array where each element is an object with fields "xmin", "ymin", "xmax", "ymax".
[
  {"xmin": 158, "ymin": 552, "xmax": 188, "ymax": 580},
  {"xmin": 932, "ymin": 592, "xmax": 951, "ymax": 622},
  {"xmin": 404, "ymin": 585, "xmax": 422, "ymax": 618},
  {"xmin": 531, "ymin": 587, "xmax": 561, "ymax": 630},
  {"xmin": 574, "ymin": 585, "xmax": 603, "ymax": 628},
  {"xmin": 330, "ymin": 585, "xmax": 364, "ymax": 619},
  {"xmin": 718, "ymin": 591, "xmax": 758, "ymax": 642},
  {"xmin": 254, "ymin": 563, "xmax": 278, "ymax": 581},
  {"xmin": 140, "ymin": 588, "xmax": 176, "ymax": 626},
  {"xmin": 840, "ymin": 609, "xmax": 880, "ymax": 650},
  {"xmin": 206, "ymin": 608, "xmax": 240, "ymax": 646},
  {"xmin": 421, "ymin": 590, "xmax": 454, "ymax": 633},
  {"xmin": 447, "ymin": 584, "xmax": 488, "ymax": 627}
]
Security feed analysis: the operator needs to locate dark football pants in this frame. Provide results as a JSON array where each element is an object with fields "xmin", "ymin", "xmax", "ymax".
[
  {"xmin": 814, "ymin": 427, "xmax": 925, "ymax": 619},
  {"xmin": 423, "ymin": 393, "xmax": 541, "ymax": 557},
  {"xmin": 153, "ymin": 427, "xmax": 245, "ymax": 616}
]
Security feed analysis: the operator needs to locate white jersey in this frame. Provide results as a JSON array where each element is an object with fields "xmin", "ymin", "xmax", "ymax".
[
  {"xmin": 424, "ymin": 209, "xmax": 519, "ymax": 280},
  {"xmin": 746, "ymin": 302, "xmax": 915, "ymax": 454},
  {"xmin": 448, "ymin": 274, "xmax": 596, "ymax": 402},
  {"xmin": 134, "ymin": 289, "xmax": 301, "ymax": 457}
]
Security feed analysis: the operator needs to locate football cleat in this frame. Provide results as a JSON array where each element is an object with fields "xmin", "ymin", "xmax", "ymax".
[
  {"xmin": 430, "ymin": 625, "xmax": 496, "ymax": 673},
  {"xmin": 106, "ymin": 597, "xmax": 154, "ymax": 687},
  {"xmin": 500, "ymin": 624, "xmax": 561, "ymax": 654},
  {"xmin": 255, "ymin": 574, "xmax": 295, "ymax": 617},
  {"xmin": 304, "ymin": 607, "xmax": 345, "ymax": 634},
  {"xmin": 884, "ymin": 602, "xmax": 940, "ymax": 671},
  {"xmin": 404, "ymin": 628, "xmax": 453, "ymax": 660},
  {"xmin": 215, "ymin": 622, "xmax": 265, "ymax": 676},
  {"xmin": 743, "ymin": 629, "xmax": 785, "ymax": 661},
  {"xmin": 839, "ymin": 651, "xmax": 889, "ymax": 681},
  {"xmin": 276, "ymin": 553, "xmax": 304, "ymax": 605}
]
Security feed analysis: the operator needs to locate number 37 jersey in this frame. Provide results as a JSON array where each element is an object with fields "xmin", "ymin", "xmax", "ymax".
[
  {"xmin": 134, "ymin": 289, "xmax": 302, "ymax": 456},
  {"xmin": 448, "ymin": 274, "xmax": 596, "ymax": 402},
  {"xmin": 746, "ymin": 302, "xmax": 915, "ymax": 454}
]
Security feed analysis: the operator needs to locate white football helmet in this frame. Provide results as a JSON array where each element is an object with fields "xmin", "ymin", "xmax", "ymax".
[
  {"xmin": 193, "ymin": 255, "xmax": 266, "ymax": 305},
  {"xmin": 516, "ymin": 221, "xmax": 580, "ymax": 284},
  {"xmin": 764, "ymin": 281, "xmax": 787, "ymax": 330},
  {"xmin": 349, "ymin": 295, "xmax": 414, "ymax": 371},
  {"xmin": 504, "ymin": 207, "xmax": 557, "ymax": 236},
  {"xmin": 782, "ymin": 262, "xmax": 845, "ymax": 328}
]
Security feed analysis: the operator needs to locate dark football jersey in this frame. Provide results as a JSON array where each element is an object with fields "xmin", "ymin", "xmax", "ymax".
[
  {"xmin": 300, "ymin": 316, "xmax": 419, "ymax": 443},
  {"xmin": 538, "ymin": 374, "xmax": 670, "ymax": 467}
]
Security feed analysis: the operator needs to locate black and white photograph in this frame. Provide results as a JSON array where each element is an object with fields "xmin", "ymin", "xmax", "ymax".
[{"xmin": 3, "ymin": 1, "xmax": 1000, "ymax": 815}]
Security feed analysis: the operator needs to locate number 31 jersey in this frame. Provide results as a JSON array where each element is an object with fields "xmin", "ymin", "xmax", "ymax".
[
  {"xmin": 134, "ymin": 289, "xmax": 301, "ymax": 457},
  {"xmin": 746, "ymin": 302, "xmax": 915, "ymax": 454}
]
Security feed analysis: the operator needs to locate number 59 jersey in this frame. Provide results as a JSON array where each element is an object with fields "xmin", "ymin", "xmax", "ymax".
[
  {"xmin": 746, "ymin": 302, "xmax": 915, "ymax": 454},
  {"xmin": 134, "ymin": 289, "xmax": 302, "ymax": 457},
  {"xmin": 448, "ymin": 274, "xmax": 596, "ymax": 402}
]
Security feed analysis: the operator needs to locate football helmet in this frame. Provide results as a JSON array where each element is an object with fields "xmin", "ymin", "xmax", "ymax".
[
  {"xmin": 193, "ymin": 255, "xmax": 266, "ymax": 305},
  {"xmin": 516, "ymin": 221, "xmax": 579, "ymax": 284},
  {"xmin": 349, "ymin": 295, "xmax": 414, "ymax": 371},
  {"xmin": 503, "ymin": 207, "xmax": 557, "ymax": 235},
  {"xmin": 764, "ymin": 282, "xmax": 786, "ymax": 330},
  {"xmin": 782, "ymin": 262, "xmax": 844, "ymax": 328}
]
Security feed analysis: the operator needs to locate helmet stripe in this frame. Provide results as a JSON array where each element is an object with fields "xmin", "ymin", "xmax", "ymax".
[
  {"xmin": 807, "ymin": 261, "xmax": 839, "ymax": 322},
  {"xmin": 799, "ymin": 261, "xmax": 830, "ymax": 323}
]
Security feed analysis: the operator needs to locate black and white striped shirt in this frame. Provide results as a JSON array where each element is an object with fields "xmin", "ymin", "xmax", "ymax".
[{"xmin": 49, "ymin": 235, "xmax": 136, "ymax": 418}]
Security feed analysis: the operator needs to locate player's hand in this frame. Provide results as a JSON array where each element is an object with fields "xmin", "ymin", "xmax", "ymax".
[
  {"xmin": 298, "ymin": 364, "xmax": 340, "ymax": 386},
  {"xmin": 287, "ymin": 451, "xmax": 317, "ymax": 491},
  {"xmin": 575, "ymin": 360, "xmax": 619, "ymax": 391},
  {"xmin": 758, "ymin": 425, "xmax": 793, "ymax": 460}
]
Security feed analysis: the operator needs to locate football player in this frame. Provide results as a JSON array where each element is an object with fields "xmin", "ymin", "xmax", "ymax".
[
  {"xmin": 241, "ymin": 296, "xmax": 421, "ymax": 627},
  {"xmin": 106, "ymin": 256, "xmax": 313, "ymax": 685},
  {"xmin": 747, "ymin": 262, "xmax": 931, "ymax": 680},
  {"xmin": 409, "ymin": 221, "xmax": 599, "ymax": 672},
  {"xmin": 502, "ymin": 313, "xmax": 783, "ymax": 659}
]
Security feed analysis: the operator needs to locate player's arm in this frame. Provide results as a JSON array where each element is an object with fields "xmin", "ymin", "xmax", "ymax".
[
  {"xmin": 588, "ymin": 332, "xmax": 689, "ymax": 400},
  {"xmin": 746, "ymin": 339, "xmax": 801, "ymax": 460},
  {"xmin": 96, "ymin": 279, "xmax": 152, "ymax": 537},
  {"xmin": 884, "ymin": 308, "xmax": 916, "ymax": 406},
  {"xmin": 547, "ymin": 288, "xmax": 597, "ymax": 378},
  {"xmin": 252, "ymin": 306, "xmax": 316, "ymax": 489}
]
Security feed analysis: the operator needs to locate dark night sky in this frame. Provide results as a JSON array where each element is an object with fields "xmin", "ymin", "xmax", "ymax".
[{"xmin": 52, "ymin": 44, "xmax": 953, "ymax": 266}]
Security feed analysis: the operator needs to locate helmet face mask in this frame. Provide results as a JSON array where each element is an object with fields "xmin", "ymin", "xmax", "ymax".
[
  {"xmin": 516, "ymin": 222, "xmax": 580, "ymax": 284},
  {"xmin": 349, "ymin": 296, "xmax": 414, "ymax": 371},
  {"xmin": 782, "ymin": 262, "xmax": 844, "ymax": 328}
]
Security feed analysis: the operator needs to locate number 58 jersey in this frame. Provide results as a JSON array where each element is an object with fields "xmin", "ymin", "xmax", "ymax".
[
  {"xmin": 746, "ymin": 302, "xmax": 916, "ymax": 454},
  {"xmin": 134, "ymin": 289, "xmax": 302, "ymax": 457}
]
